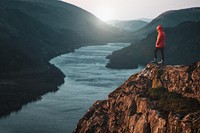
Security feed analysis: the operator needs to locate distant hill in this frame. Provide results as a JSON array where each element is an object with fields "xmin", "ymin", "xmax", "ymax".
[
  {"xmin": 138, "ymin": 18, "xmax": 152, "ymax": 22},
  {"xmin": 106, "ymin": 21, "xmax": 200, "ymax": 69},
  {"xmin": 107, "ymin": 20, "xmax": 148, "ymax": 32},
  {"xmin": 0, "ymin": 0, "xmax": 123, "ymax": 117},
  {"xmin": 132, "ymin": 7, "xmax": 200, "ymax": 39},
  {"xmin": 0, "ymin": 0, "xmax": 122, "ymax": 74},
  {"xmin": 2, "ymin": 0, "xmax": 122, "ymax": 43},
  {"xmin": 106, "ymin": 7, "xmax": 200, "ymax": 68}
]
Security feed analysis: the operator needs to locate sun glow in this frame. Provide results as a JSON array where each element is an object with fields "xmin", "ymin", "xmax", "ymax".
[{"xmin": 94, "ymin": 7, "xmax": 114, "ymax": 21}]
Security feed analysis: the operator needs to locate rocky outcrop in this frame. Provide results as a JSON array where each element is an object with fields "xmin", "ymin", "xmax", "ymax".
[{"xmin": 74, "ymin": 61, "xmax": 200, "ymax": 133}]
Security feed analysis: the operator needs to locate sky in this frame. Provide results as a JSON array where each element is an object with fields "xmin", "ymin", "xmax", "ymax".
[{"xmin": 63, "ymin": 0, "xmax": 200, "ymax": 21}]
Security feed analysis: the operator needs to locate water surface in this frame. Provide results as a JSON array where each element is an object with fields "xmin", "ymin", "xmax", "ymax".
[{"xmin": 0, "ymin": 43, "xmax": 143, "ymax": 133}]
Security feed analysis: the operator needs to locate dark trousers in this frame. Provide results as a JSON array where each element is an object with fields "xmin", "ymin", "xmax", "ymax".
[{"xmin": 154, "ymin": 47, "xmax": 164, "ymax": 61}]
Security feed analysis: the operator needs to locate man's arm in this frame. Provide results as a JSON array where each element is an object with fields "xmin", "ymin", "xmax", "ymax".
[{"xmin": 156, "ymin": 34, "xmax": 161, "ymax": 47}]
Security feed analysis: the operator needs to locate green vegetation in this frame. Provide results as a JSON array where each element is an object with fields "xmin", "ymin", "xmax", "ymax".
[{"xmin": 148, "ymin": 88, "xmax": 200, "ymax": 116}]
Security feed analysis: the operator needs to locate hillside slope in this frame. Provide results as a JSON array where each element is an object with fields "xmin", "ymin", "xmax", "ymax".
[
  {"xmin": 107, "ymin": 20, "xmax": 148, "ymax": 32},
  {"xmin": 106, "ymin": 21, "xmax": 200, "ymax": 69},
  {"xmin": 0, "ymin": 0, "xmax": 125, "ymax": 74},
  {"xmin": 131, "ymin": 7, "xmax": 200, "ymax": 40},
  {"xmin": 0, "ymin": 0, "xmax": 122, "ymax": 117},
  {"xmin": 74, "ymin": 62, "xmax": 200, "ymax": 133},
  {"xmin": 3, "ymin": 0, "xmax": 122, "ymax": 42}
]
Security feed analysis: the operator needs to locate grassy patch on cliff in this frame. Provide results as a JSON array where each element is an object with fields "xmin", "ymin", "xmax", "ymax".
[{"xmin": 148, "ymin": 88, "xmax": 200, "ymax": 116}]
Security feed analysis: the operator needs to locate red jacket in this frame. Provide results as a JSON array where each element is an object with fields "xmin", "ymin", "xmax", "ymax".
[{"xmin": 156, "ymin": 30, "xmax": 166, "ymax": 48}]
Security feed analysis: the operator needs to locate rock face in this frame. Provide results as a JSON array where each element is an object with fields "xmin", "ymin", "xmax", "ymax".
[{"xmin": 74, "ymin": 61, "xmax": 200, "ymax": 133}]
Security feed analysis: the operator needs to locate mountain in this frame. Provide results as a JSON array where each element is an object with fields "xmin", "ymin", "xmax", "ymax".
[
  {"xmin": 107, "ymin": 20, "xmax": 148, "ymax": 32},
  {"xmin": 2, "ymin": 0, "xmax": 122, "ymax": 43},
  {"xmin": 106, "ymin": 7, "xmax": 200, "ymax": 69},
  {"xmin": 132, "ymin": 7, "xmax": 200, "ymax": 39},
  {"xmin": 0, "ymin": 0, "xmax": 122, "ymax": 74},
  {"xmin": 74, "ymin": 62, "xmax": 200, "ymax": 132},
  {"xmin": 0, "ymin": 0, "xmax": 122, "ymax": 117},
  {"xmin": 106, "ymin": 21, "xmax": 200, "ymax": 69},
  {"xmin": 138, "ymin": 18, "xmax": 152, "ymax": 22}
]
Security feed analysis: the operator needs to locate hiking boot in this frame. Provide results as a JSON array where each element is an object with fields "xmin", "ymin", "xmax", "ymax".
[
  {"xmin": 151, "ymin": 58, "xmax": 157, "ymax": 63},
  {"xmin": 158, "ymin": 60, "xmax": 164, "ymax": 65}
]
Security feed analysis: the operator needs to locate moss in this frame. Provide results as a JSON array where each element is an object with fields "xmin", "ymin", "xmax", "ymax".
[
  {"xmin": 148, "ymin": 88, "xmax": 200, "ymax": 116},
  {"xmin": 148, "ymin": 88, "xmax": 168, "ymax": 100}
]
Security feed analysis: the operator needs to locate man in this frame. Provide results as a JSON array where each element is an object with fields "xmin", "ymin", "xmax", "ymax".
[{"xmin": 151, "ymin": 25, "xmax": 166, "ymax": 65}]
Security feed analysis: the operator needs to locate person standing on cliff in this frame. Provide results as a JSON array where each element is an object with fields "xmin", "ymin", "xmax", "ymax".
[{"xmin": 151, "ymin": 25, "xmax": 166, "ymax": 65}]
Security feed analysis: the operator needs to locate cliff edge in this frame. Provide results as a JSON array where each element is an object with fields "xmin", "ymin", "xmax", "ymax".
[{"xmin": 74, "ymin": 61, "xmax": 200, "ymax": 133}]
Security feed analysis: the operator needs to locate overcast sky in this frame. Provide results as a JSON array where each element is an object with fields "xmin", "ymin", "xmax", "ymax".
[{"xmin": 63, "ymin": 0, "xmax": 200, "ymax": 21}]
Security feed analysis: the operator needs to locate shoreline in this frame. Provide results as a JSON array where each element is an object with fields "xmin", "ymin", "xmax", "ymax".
[
  {"xmin": 0, "ymin": 64, "xmax": 65, "ymax": 118},
  {"xmin": 0, "ymin": 42, "xmax": 108, "ymax": 118},
  {"xmin": 0, "ymin": 42, "xmax": 141, "ymax": 133}
]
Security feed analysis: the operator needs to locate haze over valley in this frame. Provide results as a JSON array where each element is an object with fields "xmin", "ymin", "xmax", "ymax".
[{"xmin": 0, "ymin": 0, "xmax": 199, "ymax": 132}]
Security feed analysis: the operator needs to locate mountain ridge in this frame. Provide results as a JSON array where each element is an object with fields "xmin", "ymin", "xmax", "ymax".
[
  {"xmin": 106, "ymin": 20, "xmax": 200, "ymax": 69},
  {"xmin": 106, "ymin": 20, "xmax": 148, "ymax": 32},
  {"xmin": 131, "ymin": 7, "xmax": 200, "ymax": 40},
  {"xmin": 0, "ymin": 0, "xmax": 122, "ymax": 117}
]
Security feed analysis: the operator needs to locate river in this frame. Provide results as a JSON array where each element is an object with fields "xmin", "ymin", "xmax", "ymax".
[{"xmin": 0, "ymin": 43, "xmax": 143, "ymax": 133}]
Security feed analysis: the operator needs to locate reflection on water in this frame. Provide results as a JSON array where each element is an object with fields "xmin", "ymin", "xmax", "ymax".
[{"xmin": 0, "ymin": 43, "xmax": 143, "ymax": 133}]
